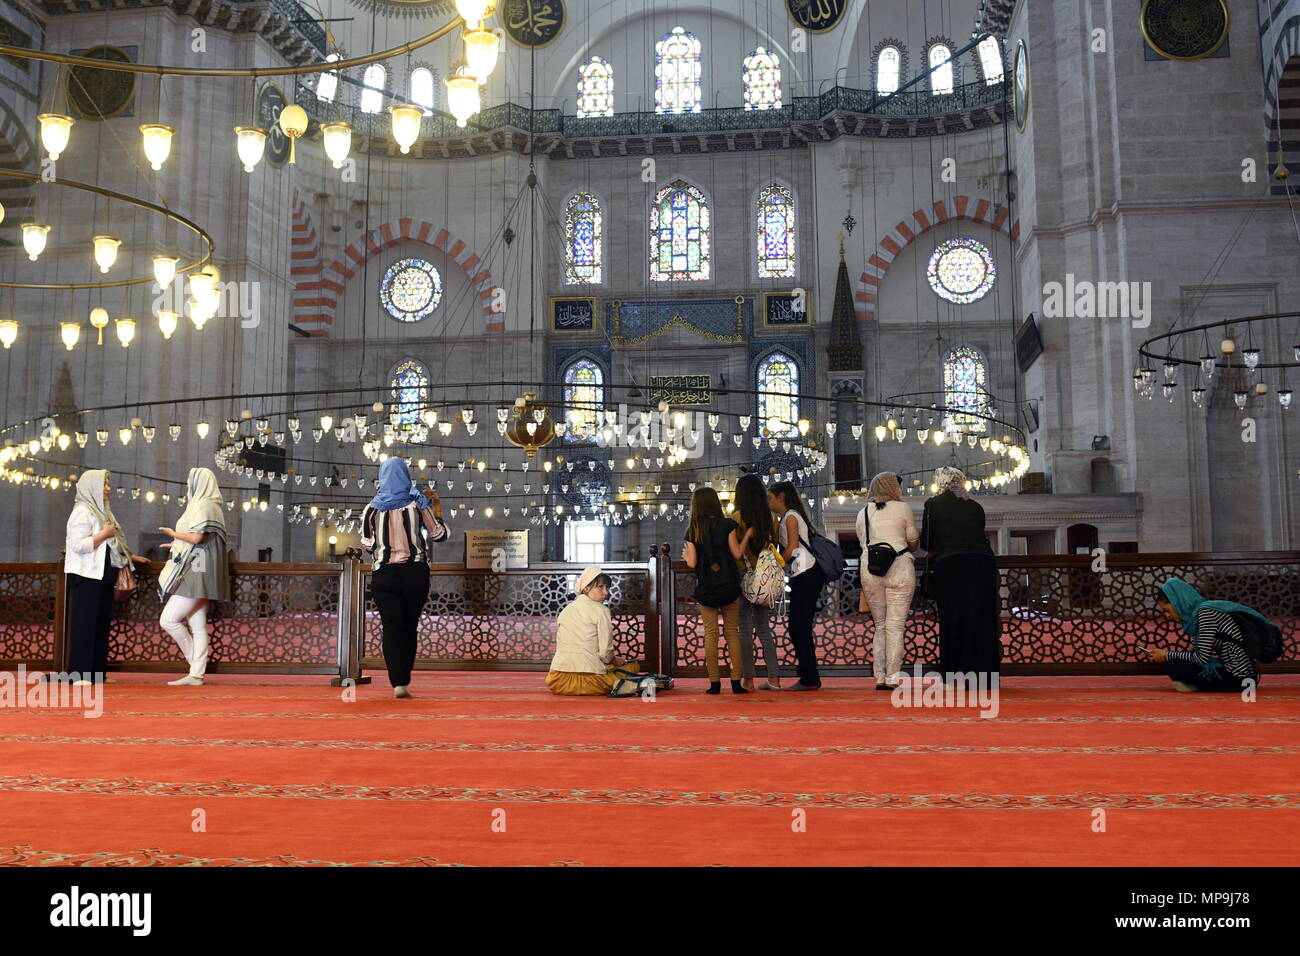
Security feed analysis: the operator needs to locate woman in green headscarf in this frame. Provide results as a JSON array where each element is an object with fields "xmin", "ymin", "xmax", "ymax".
[
  {"xmin": 1149, "ymin": 577, "xmax": 1264, "ymax": 692},
  {"xmin": 63, "ymin": 470, "xmax": 147, "ymax": 682}
]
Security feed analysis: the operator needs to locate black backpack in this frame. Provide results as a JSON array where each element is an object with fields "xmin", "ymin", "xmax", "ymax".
[
  {"xmin": 691, "ymin": 521, "xmax": 742, "ymax": 608},
  {"xmin": 1226, "ymin": 611, "xmax": 1285, "ymax": 664}
]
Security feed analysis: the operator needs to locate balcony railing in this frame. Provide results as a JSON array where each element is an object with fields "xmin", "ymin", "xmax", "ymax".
[{"xmin": 291, "ymin": 77, "xmax": 1010, "ymax": 153}]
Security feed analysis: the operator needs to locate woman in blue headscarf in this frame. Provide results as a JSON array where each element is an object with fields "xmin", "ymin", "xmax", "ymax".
[
  {"xmin": 359, "ymin": 457, "xmax": 450, "ymax": 698},
  {"xmin": 1149, "ymin": 577, "xmax": 1264, "ymax": 692}
]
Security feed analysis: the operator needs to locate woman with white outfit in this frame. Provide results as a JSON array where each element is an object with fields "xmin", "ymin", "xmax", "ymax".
[
  {"xmin": 64, "ymin": 470, "xmax": 147, "ymax": 683},
  {"xmin": 855, "ymin": 472, "xmax": 918, "ymax": 690},
  {"xmin": 157, "ymin": 467, "xmax": 231, "ymax": 686}
]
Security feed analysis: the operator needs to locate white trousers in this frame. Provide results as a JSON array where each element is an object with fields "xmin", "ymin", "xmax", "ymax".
[
  {"xmin": 862, "ymin": 552, "xmax": 916, "ymax": 684},
  {"xmin": 161, "ymin": 595, "xmax": 210, "ymax": 678}
]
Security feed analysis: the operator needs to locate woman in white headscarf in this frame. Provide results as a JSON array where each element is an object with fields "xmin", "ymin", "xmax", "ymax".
[
  {"xmin": 64, "ymin": 470, "xmax": 146, "ymax": 684},
  {"xmin": 157, "ymin": 467, "xmax": 231, "ymax": 686}
]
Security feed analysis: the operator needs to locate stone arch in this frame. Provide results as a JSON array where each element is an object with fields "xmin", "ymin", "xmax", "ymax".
[
  {"xmin": 854, "ymin": 195, "xmax": 1020, "ymax": 320},
  {"xmin": 315, "ymin": 218, "xmax": 501, "ymax": 334},
  {"xmin": 0, "ymin": 96, "xmax": 38, "ymax": 246},
  {"xmin": 1263, "ymin": 16, "xmax": 1300, "ymax": 193},
  {"xmin": 289, "ymin": 190, "xmax": 325, "ymax": 332}
]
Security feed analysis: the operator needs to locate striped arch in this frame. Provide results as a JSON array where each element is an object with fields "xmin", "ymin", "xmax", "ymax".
[
  {"xmin": 0, "ymin": 97, "xmax": 38, "ymax": 247},
  {"xmin": 310, "ymin": 218, "xmax": 501, "ymax": 335},
  {"xmin": 289, "ymin": 191, "xmax": 324, "ymax": 332},
  {"xmin": 854, "ymin": 195, "xmax": 1020, "ymax": 320},
  {"xmin": 1263, "ymin": 16, "xmax": 1300, "ymax": 194}
]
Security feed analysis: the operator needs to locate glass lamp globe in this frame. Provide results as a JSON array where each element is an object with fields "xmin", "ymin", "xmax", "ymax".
[
  {"xmin": 234, "ymin": 126, "xmax": 267, "ymax": 172},
  {"xmin": 139, "ymin": 124, "xmax": 174, "ymax": 170}
]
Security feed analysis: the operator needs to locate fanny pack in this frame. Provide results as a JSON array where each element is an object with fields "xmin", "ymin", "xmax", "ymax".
[{"xmin": 865, "ymin": 542, "xmax": 899, "ymax": 577}]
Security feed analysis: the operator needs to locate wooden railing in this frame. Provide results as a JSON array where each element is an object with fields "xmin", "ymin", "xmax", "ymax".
[{"xmin": 0, "ymin": 551, "xmax": 1295, "ymax": 679}]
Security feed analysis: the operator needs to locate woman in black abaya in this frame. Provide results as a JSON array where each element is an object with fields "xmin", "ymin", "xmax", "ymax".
[{"xmin": 920, "ymin": 466, "xmax": 1001, "ymax": 677}]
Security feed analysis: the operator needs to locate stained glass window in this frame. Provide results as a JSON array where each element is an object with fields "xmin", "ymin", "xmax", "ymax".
[
  {"xmin": 649, "ymin": 179, "xmax": 710, "ymax": 281},
  {"xmin": 380, "ymin": 257, "xmax": 443, "ymax": 322},
  {"xmin": 877, "ymin": 46, "xmax": 901, "ymax": 94},
  {"xmin": 743, "ymin": 47, "xmax": 782, "ymax": 110},
  {"xmin": 756, "ymin": 183, "xmax": 795, "ymax": 278},
  {"xmin": 944, "ymin": 347, "xmax": 990, "ymax": 433},
  {"xmin": 563, "ymin": 358, "xmax": 604, "ymax": 443},
  {"xmin": 361, "ymin": 64, "xmax": 386, "ymax": 113},
  {"xmin": 978, "ymin": 36, "xmax": 1004, "ymax": 84},
  {"xmin": 390, "ymin": 359, "xmax": 429, "ymax": 427},
  {"xmin": 317, "ymin": 53, "xmax": 340, "ymax": 103},
  {"xmin": 929, "ymin": 44, "xmax": 954, "ymax": 94},
  {"xmin": 564, "ymin": 192, "xmax": 602, "ymax": 284},
  {"xmin": 655, "ymin": 27, "xmax": 701, "ymax": 114},
  {"xmin": 928, "ymin": 237, "xmax": 996, "ymax": 304},
  {"xmin": 410, "ymin": 67, "xmax": 436, "ymax": 112},
  {"xmin": 577, "ymin": 56, "xmax": 614, "ymax": 118},
  {"xmin": 757, "ymin": 351, "xmax": 799, "ymax": 438}
]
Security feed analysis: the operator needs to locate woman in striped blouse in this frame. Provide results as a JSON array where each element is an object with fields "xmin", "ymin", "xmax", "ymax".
[
  {"xmin": 360, "ymin": 457, "xmax": 450, "ymax": 698},
  {"xmin": 1148, "ymin": 578, "xmax": 1261, "ymax": 692}
]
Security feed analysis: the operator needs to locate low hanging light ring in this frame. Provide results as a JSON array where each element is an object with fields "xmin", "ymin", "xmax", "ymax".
[{"xmin": 0, "ymin": 169, "xmax": 214, "ymax": 290}]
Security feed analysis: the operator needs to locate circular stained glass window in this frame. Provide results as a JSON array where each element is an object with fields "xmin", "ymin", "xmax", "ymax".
[
  {"xmin": 380, "ymin": 257, "xmax": 442, "ymax": 322},
  {"xmin": 927, "ymin": 237, "xmax": 996, "ymax": 304}
]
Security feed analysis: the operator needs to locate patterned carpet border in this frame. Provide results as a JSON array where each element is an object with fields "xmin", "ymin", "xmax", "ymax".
[
  {"xmin": 2, "ymin": 773, "xmax": 1296, "ymax": 810},
  {"xmin": 0, "ymin": 845, "xmax": 590, "ymax": 867},
  {"xmin": 2, "ymin": 732, "xmax": 1297, "ymax": 758},
  {"xmin": 11, "ymin": 709, "xmax": 1297, "ymax": 724}
]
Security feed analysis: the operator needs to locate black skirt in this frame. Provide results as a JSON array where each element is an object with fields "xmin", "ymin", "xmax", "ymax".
[{"xmin": 933, "ymin": 552, "xmax": 1001, "ymax": 676}]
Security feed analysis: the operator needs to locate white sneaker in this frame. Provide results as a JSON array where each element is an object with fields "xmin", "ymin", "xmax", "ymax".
[
  {"xmin": 71, "ymin": 679, "xmax": 92, "ymax": 686},
  {"xmin": 393, "ymin": 685, "xmax": 411, "ymax": 699},
  {"xmin": 167, "ymin": 676, "xmax": 204, "ymax": 687},
  {"xmin": 1171, "ymin": 680, "xmax": 1197, "ymax": 693}
]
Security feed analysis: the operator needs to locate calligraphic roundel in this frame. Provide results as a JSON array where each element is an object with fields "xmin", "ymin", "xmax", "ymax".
[
  {"xmin": 786, "ymin": 0, "xmax": 848, "ymax": 34},
  {"xmin": 504, "ymin": 0, "xmax": 565, "ymax": 48}
]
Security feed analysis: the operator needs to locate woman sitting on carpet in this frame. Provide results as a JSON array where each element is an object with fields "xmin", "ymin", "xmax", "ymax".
[
  {"xmin": 546, "ymin": 566, "xmax": 637, "ymax": 696},
  {"xmin": 1148, "ymin": 578, "xmax": 1261, "ymax": 693}
]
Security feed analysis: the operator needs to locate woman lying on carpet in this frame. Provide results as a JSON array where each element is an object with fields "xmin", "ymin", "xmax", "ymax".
[
  {"xmin": 546, "ymin": 566, "xmax": 638, "ymax": 696},
  {"xmin": 1148, "ymin": 578, "xmax": 1261, "ymax": 693}
]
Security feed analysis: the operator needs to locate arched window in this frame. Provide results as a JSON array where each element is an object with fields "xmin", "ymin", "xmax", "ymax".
[
  {"xmin": 563, "ymin": 358, "xmax": 604, "ymax": 442},
  {"xmin": 317, "ymin": 53, "xmax": 340, "ymax": 103},
  {"xmin": 564, "ymin": 192, "xmax": 602, "ymax": 284},
  {"xmin": 655, "ymin": 26, "xmax": 702, "ymax": 114},
  {"xmin": 756, "ymin": 183, "xmax": 795, "ymax": 278},
  {"xmin": 743, "ymin": 47, "xmax": 782, "ymax": 110},
  {"xmin": 576, "ymin": 56, "xmax": 614, "ymax": 118},
  {"xmin": 410, "ymin": 67, "xmax": 436, "ymax": 113},
  {"xmin": 757, "ymin": 351, "xmax": 799, "ymax": 438},
  {"xmin": 943, "ymin": 346, "xmax": 991, "ymax": 433},
  {"xmin": 977, "ymin": 36, "xmax": 1004, "ymax": 84},
  {"xmin": 390, "ymin": 359, "xmax": 429, "ymax": 428},
  {"xmin": 928, "ymin": 44, "xmax": 954, "ymax": 94},
  {"xmin": 876, "ymin": 46, "xmax": 902, "ymax": 94},
  {"xmin": 361, "ymin": 64, "xmax": 386, "ymax": 113},
  {"xmin": 649, "ymin": 179, "xmax": 710, "ymax": 281}
]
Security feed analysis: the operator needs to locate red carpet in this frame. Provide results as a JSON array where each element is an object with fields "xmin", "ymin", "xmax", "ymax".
[{"xmin": 2, "ymin": 673, "xmax": 1298, "ymax": 866}]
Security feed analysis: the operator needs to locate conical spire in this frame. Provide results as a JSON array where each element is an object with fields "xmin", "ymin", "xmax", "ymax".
[{"xmin": 827, "ymin": 235, "xmax": 862, "ymax": 372}]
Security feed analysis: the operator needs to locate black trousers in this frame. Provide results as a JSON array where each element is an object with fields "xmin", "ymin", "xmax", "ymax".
[
  {"xmin": 1167, "ymin": 657, "xmax": 1253, "ymax": 693},
  {"xmin": 370, "ymin": 561, "xmax": 430, "ymax": 687},
  {"xmin": 786, "ymin": 565, "xmax": 826, "ymax": 686},
  {"xmin": 67, "ymin": 550, "xmax": 116, "ymax": 679}
]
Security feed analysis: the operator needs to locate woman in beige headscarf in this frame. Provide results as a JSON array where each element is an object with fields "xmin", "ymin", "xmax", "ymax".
[
  {"xmin": 158, "ymin": 467, "xmax": 231, "ymax": 686},
  {"xmin": 64, "ymin": 470, "xmax": 147, "ymax": 684},
  {"xmin": 855, "ymin": 473, "xmax": 919, "ymax": 689}
]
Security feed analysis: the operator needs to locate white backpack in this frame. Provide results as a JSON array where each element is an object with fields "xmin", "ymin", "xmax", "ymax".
[{"xmin": 742, "ymin": 545, "xmax": 785, "ymax": 608}]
